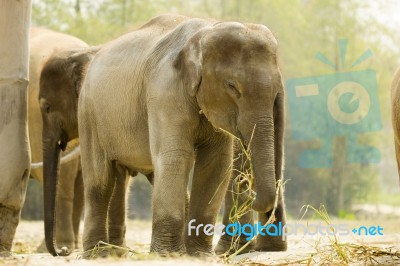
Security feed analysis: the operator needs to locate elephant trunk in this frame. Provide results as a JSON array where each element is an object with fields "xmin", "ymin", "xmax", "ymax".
[
  {"xmin": 43, "ymin": 134, "xmax": 70, "ymax": 256},
  {"xmin": 246, "ymin": 116, "xmax": 277, "ymax": 213}
]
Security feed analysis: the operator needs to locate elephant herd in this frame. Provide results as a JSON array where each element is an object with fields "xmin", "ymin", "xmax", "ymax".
[
  {"xmin": 28, "ymin": 14, "xmax": 287, "ymax": 257},
  {"xmin": 25, "ymin": 13, "xmax": 400, "ymax": 258}
]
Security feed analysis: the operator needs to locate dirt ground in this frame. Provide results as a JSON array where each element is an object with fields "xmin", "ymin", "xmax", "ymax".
[{"xmin": 1, "ymin": 219, "xmax": 399, "ymax": 265}]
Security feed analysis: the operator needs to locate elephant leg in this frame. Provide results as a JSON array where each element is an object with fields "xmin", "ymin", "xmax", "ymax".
[
  {"xmin": 255, "ymin": 90, "xmax": 287, "ymax": 251},
  {"xmin": 255, "ymin": 189, "xmax": 287, "ymax": 251},
  {"xmin": 72, "ymin": 167, "xmax": 84, "ymax": 249},
  {"xmin": 81, "ymin": 147, "xmax": 115, "ymax": 255},
  {"xmin": 150, "ymin": 145, "xmax": 194, "ymax": 254},
  {"xmin": 108, "ymin": 163, "xmax": 131, "ymax": 249},
  {"xmin": 185, "ymin": 135, "xmax": 232, "ymax": 256},
  {"xmin": 55, "ymin": 159, "xmax": 80, "ymax": 250},
  {"xmin": 145, "ymin": 171, "xmax": 189, "ymax": 224},
  {"xmin": 214, "ymin": 156, "xmax": 254, "ymax": 255}
]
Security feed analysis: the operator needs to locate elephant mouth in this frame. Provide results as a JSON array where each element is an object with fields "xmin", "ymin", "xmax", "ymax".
[
  {"xmin": 236, "ymin": 129, "xmax": 248, "ymax": 150},
  {"xmin": 57, "ymin": 131, "xmax": 68, "ymax": 151}
]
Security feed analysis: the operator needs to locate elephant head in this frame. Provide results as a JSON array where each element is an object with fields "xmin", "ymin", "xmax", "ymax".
[
  {"xmin": 177, "ymin": 22, "xmax": 284, "ymax": 213},
  {"xmin": 39, "ymin": 47, "xmax": 98, "ymax": 256}
]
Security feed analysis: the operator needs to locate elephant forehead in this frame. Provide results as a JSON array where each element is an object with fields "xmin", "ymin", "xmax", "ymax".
[
  {"xmin": 206, "ymin": 54, "xmax": 278, "ymax": 84},
  {"xmin": 203, "ymin": 39, "xmax": 276, "ymax": 70},
  {"xmin": 204, "ymin": 24, "xmax": 277, "ymax": 54}
]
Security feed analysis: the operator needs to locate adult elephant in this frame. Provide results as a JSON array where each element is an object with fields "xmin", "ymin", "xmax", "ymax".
[
  {"xmin": 76, "ymin": 14, "xmax": 285, "ymax": 256},
  {"xmin": 392, "ymin": 67, "xmax": 400, "ymax": 178},
  {"xmin": 28, "ymin": 28, "xmax": 87, "ymax": 254}
]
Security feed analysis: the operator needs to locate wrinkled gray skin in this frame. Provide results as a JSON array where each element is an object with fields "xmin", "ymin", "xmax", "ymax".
[
  {"xmin": 38, "ymin": 44, "xmax": 99, "ymax": 256},
  {"xmin": 77, "ymin": 14, "xmax": 285, "ymax": 256},
  {"xmin": 28, "ymin": 28, "xmax": 87, "ymax": 254},
  {"xmin": 391, "ymin": 67, "xmax": 400, "ymax": 181}
]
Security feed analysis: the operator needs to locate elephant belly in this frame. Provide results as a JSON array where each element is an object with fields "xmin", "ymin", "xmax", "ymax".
[
  {"xmin": 115, "ymin": 150, "xmax": 153, "ymax": 175},
  {"xmin": 101, "ymin": 125, "xmax": 154, "ymax": 174}
]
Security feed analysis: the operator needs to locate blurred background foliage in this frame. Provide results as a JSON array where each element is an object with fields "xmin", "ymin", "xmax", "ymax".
[{"xmin": 22, "ymin": 0, "xmax": 400, "ymax": 220}]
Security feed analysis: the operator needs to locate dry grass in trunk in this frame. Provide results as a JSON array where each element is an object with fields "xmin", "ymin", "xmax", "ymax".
[{"xmin": 216, "ymin": 129, "xmax": 285, "ymax": 262}]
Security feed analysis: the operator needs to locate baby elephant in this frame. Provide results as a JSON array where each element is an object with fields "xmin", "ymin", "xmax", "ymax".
[
  {"xmin": 77, "ymin": 14, "xmax": 286, "ymax": 256},
  {"xmin": 28, "ymin": 28, "xmax": 87, "ymax": 254},
  {"xmin": 38, "ymin": 42, "xmax": 99, "ymax": 255}
]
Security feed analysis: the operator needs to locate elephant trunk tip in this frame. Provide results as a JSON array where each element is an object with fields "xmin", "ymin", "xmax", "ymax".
[
  {"xmin": 44, "ymin": 235, "xmax": 71, "ymax": 256},
  {"xmin": 45, "ymin": 234, "xmax": 71, "ymax": 257},
  {"xmin": 59, "ymin": 246, "xmax": 71, "ymax": 256}
]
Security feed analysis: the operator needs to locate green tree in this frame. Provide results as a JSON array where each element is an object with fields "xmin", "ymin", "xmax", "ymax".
[{"xmin": 28, "ymin": 0, "xmax": 400, "ymax": 218}]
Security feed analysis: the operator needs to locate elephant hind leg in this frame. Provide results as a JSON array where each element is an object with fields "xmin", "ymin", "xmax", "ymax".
[
  {"xmin": 81, "ymin": 156, "xmax": 115, "ymax": 256},
  {"xmin": 72, "ymin": 167, "xmax": 84, "ymax": 249},
  {"xmin": 80, "ymin": 126, "xmax": 115, "ymax": 256},
  {"xmin": 108, "ymin": 163, "xmax": 131, "ymax": 251}
]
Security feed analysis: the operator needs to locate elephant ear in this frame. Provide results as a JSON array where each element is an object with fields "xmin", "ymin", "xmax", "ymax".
[
  {"xmin": 67, "ymin": 47, "xmax": 100, "ymax": 97},
  {"xmin": 175, "ymin": 31, "xmax": 204, "ymax": 97}
]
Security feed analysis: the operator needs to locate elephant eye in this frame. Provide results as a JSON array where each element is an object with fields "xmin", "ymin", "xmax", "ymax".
[
  {"xmin": 225, "ymin": 80, "xmax": 241, "ymax": 98},
  {"xmin": 43, "ymin": 104, "xmax": 51, "ymax": 113}
]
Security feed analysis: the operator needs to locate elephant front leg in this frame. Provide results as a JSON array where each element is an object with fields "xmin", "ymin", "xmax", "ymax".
[
  {"xmin": 215, "ymin": 144, "xmax": 255, "ymax": 255},
  {"xmin": 215, "ymin": 181, "xmax": 255, "ymax": 254},
  {"xmin": 255, "ymin": 189, "xmax": 287, "ymax": 251},
  {"xmin": 0, "ymin": 206, "xmax": 20, "ymax": 256},
  {"xmin": 151, "ymin": 148, "xmax": 194, "ymax": 254},
  {"xmin": 185, "ymin": 135, "xmax": 232, "ymax": 256}
]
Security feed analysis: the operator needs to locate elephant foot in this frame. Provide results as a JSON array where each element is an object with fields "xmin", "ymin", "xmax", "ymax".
[
  {"xmin": 82, "ymin": 245, "xmax": 129, "ymax": 259},
  {"xmin": 0, "ymin": 206, "xmax": 20, "ymax": 255},
  {"xmin": 150, "ymin": 242, "xmax": 186, "ymax": 256},
  {"xmin": 150, "ymin": 223, "xmax": 186, "ymax": 255},
  {"xmin": 187, "ymin": 250, "xmax": 214, "ymax": 257},
  {"xmin": 0, "ymin": 244, "xmax": 13, "ymax": 257},
  {"xmin": 82, "ymin": 248, "xmax": 109, "ymax": 259},
  {"xmin": 215, "ymin": 235, "xmax": 254, "ymax": 255},
  {"xmin": 254, "ymin": 236, "xmax": 287, "ymax": 252},
  {"xmin": 0, "ymin": 249, "xmax": 12, "ymax": 257},
  {"xmin": 108, "ymin": 225, "xmax": 126, "ymax": 248},
  {"xmin": 186, "ymin": 243, "xmax": 214, "ymax": 257}
]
